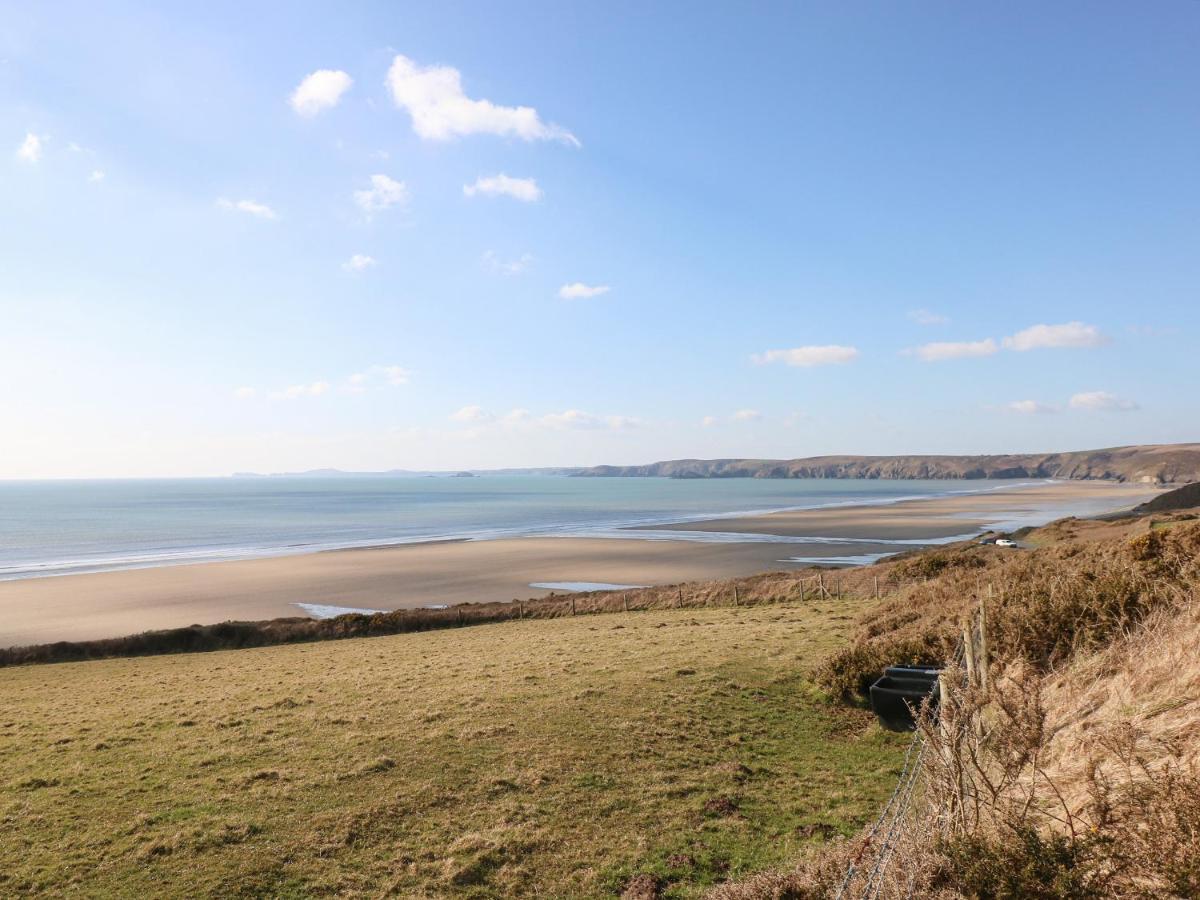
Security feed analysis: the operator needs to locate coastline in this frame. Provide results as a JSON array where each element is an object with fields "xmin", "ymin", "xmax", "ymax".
[{"xmin": 0, "ymin": 480, "xmax": 1159, "ymax": 647}]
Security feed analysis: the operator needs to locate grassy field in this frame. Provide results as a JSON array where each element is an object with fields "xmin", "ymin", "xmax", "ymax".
[{"xmin": 0, "ymin": 598, "xmax": 905, "ymax": 898}]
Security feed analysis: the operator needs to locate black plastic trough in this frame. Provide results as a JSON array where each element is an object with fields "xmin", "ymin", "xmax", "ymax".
[{"xmin": 870, "ymin": 665, "xmax": 940, "ymax": 731}]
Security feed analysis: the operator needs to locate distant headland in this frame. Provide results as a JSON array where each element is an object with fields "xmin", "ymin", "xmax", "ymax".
[{"xmin": 573, "ymin": 443, "xmax": 1200, "ymax": 484}]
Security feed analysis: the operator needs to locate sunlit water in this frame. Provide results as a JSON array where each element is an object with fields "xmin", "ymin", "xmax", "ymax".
[{"xmin": 0, "ymin": 475, "xmax": 1041, "ymax": 581}]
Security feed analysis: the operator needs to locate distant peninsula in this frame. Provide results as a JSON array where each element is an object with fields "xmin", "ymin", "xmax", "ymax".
[{"xmin": 574, "ymin": 443, "xmax": 1200, "ymax": 484}]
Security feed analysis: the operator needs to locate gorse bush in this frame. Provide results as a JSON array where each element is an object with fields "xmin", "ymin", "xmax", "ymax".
[
  {"xmin": 817, "ymin": 521, "xmax": 1200, "ymax": 699},
  {"xmin": 934, "ymin": 828, "xmax": 1115, "ymax": 900}
]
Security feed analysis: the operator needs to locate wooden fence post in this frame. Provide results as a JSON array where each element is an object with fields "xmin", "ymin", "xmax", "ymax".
[
  {"xmin": 874, "ymin": 575, "xmax": 880, "ymax": 599},
  {"xmin": 799, "ymin": 579, "xmax": 805, "ymax": 603},
  {"xmin": 836, "ymin": 577, "xmax": 842, "ymax": 600},
  {"xmin": 457, "ymin": 608, "xmax": 464, "ymax": 626},
  {"xmin": 677, "ymin": 586, "xmax": 683, "ymax": 608},
  {"xmin": 622, "ymin": 593, "xmax": 629, "ymax": 613},
  {"xmin": 519, "ymin": 600, "xmax": 525, "ymax": 619},
  {"xmin": 979, "ymin": 588, "xmax": 991, "ymax": 696},
  {"xmin": 963, "ymin": 623, "xmax": 976, "ymax": 687},
  {"xmin": 733, "ymin": 586, "xmax": 740, "ymax": 607}
]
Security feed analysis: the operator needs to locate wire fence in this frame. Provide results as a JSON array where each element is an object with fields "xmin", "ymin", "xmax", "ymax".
[{"xmin": 833, "ymin": 642, "xmax": 968, "ymax": 899}]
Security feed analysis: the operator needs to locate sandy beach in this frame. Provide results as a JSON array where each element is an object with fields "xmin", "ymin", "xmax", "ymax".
[{"xmin": 0, "ymin": 480, "xmax": 1158, "ymax": 646}]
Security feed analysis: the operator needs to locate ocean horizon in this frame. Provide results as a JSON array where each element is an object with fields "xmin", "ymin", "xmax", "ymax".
[{"xmin": 0, "ymin": 475, "xmax": 1057, "ymax": 582}]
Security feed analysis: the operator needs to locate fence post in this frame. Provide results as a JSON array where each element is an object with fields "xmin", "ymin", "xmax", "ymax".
[
  {"xmin": 622, "ymin": 593, "xmax": 629, "ymax": 613},
  {"xmin": 836, "ymin": 576, "xmax": 842, "ymax": 600},
  {"xmin": 963, "ymin": 623, "xmax": 976, "ymax": 687},
  {"xmin": 874, "ymin": 575, "xmax": 880, "ymax": 599},
  {"xmin": 457, "ymin": 608, "xmax": 464, "ymax": 626},
  {"xmin": 733, "ymin": 585, "xmax": 740, "ymax": 607},
  {"xmin": 799, "ymin": 579, "xmax": 805, "ymax": 603},
  {"xmin": 571, "ymin": 596, "xmax": 576, "ymax": 616},
  {"xmin": 519, "ymin": 600, "xmax": 525, "ymax": 619},
  {"xmin": 677, "ymin": 586, "xmax": 683, "ymax": 608},
  {"xmin": 979, "ymin": 588, "xmax": 991, "ymax": 696}
]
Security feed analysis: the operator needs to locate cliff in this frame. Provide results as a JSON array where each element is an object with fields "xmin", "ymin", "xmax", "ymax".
[{"xmin": 575, "ymin": 443, "xmax": 1200, "ymax": 484}]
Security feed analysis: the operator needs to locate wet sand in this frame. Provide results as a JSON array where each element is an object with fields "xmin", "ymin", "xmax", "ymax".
[
  {"xmin": 642, "ymin": 480, "xmax": 1158, "ymax": 540},
  {"xmin": 0, "ymin": 480, "xmax": 1158, "ymax": 646}
]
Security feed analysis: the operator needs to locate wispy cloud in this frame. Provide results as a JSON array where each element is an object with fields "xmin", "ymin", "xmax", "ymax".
[
  {"xmin": 1003, "ymin": 322, "xmax": 1107, "ymax": 351},
  {"xmin": 482, "ymin": 251, "xmax": 533, "ymax": 276},
  {"xmin": 16, "ymin": 132, "xmax": 44, "ymax": 163},
  {"xmin": 88, "ymin": 169, "xmax": 105, "ymax": 183},
  {"xmin": 733, "ymin": 409, "xmax": 762, "ymax": 422},
  {"xmin": 289, "ymin": 69, "xmax": 353, "ymax": 117},
  {"xmin": 1069, "ymin": 391, "xmax": 1138, "ymax": 412},
  {"xmin": 270, "ymin": 381, "xmax": 330, "ymax": 400},
  {"xmin": 463, "ymin": 174, "xmax": 542, "ymax": 202},
  {"xmin": 368, "ymin": 365, "xmax": 410, "ymax": 387},
  {"xmin": 751, "ymin": 345, "xmax": 859, "ymax": 367},
  {"xmin": 342, "ymin": 254, "xmax": 377, "ymax": 273},
  {"xmin": 700, "ymin": 415, "xmax": 717, "ymax": 427},
  {"xmin": 216, "ymin": 197, "xmax": 279, "ymax": 220},
  {"xmin": 558, "ymin": 282, "xmax": 610, "ymax": 300},
  {"xmin": 385, "ymin": 54, "xmax": 579, "ymax": 146},
  {"xmin": 910, "ymin": 338, "xmax": 998, "ymax": 362},
  {"xmin": 450, "ymin": 405, "xmax": 491, "ymax": 423},
  {"xmin": 908, "ymin": 308, "xmax": 949, "ymax": 326},
  {"xmin": 254, "ymin": 365, "xmax": 409, "ymax": 400},
  {"xmin": 353, "ymin": 174, "xmax": 408, "ymax": 214},
  {"xmin": 1006, "ymin": 399, "xmax": 1058, "ymax": 415}
]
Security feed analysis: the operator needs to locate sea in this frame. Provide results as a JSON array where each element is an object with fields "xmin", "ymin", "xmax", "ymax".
[{"xmin": 0, "ymin": 475, "xmax": 1054, "ymax": 582}]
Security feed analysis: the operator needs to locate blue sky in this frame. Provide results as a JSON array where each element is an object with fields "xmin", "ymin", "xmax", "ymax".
[{"xmin": 3, "ymin": 1, "xmax": 1198, "ymax": 478}]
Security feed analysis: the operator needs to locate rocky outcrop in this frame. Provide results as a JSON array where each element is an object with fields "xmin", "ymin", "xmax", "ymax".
[{"xmin": 575, "ymin": 444, "xmax": 1200, "ymax": 484}]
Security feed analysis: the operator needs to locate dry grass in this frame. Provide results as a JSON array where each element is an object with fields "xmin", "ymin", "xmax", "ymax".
[
  {"xmin": 817, "ymin": 517, "xmax": 1200, "ymax": 700},
  {"xmin": 0, "ymin": 599, "xmax": 908, "ymax": 898},
  {"xmin": 710, "ymin": 514, "xmax": 1200, "ymax": 899}
]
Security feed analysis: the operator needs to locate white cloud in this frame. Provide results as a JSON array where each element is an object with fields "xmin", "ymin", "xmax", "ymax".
[
  {"xmin": 289, "ymin": 69, "xmax": 353, "ymax": 117},
  {"xmin": 342, "ymin": 254, "xmax": 377, "ymax": 273},
  {"xmin": 558, "ymin": 282, "xmax": 610, "ymax": 300},
  {"xmin": 371, "ymin": 364, "xmax": 410, "ymax": 386},
  {"xmin": 910, "ymin": 338, "xmax": 998, "ymax": 362},
  {"xmin": 272, "ymin": 381, "xmax": 330, "ymax": 400},
  {"xmin": 16, "ymin": 132, "xmax": 44, "ymax": 163},
  {"xmin": 908, "ymin": 308, "xmax": 949, "ymax": 326},
  {"xmin": 463, "ymin": 173, "xmax": 542, "ymax": 202},
  {"xmin": 1069, "ymin": 391, "xmax": 1138, "ymax": 412},
  {"xmin": 1003, "ymin": 322, "xmax": 1107, "ymax": 351},
  {"xmin": 482, "ymin": 250, "xmax": 533, "ymax": 276},
  {"xmin": 232, "ymin": 386, "xmax": 256, "ymax": 399},
  {"xmin": 733, "ymin": 409, "xmax": 762, "ymax": 422},
  {"xmin": 88, "ymin": 169, "xmax": 105, "ymax": 182},
  {"xmin": 385, "ymin": 54, "xmax": 579, "ymax": 146},
  {"xmin": 353, "ymin": 174, "xmax": 408, "ymax": 214},
  {"xmin": 700, "ymin": 415, "xmax": 717, "ymax": 427},
  {"xmin": 450, "ymin": 405, "xmax": 492, "ymax": 423},
  {"xmin": 216, "ymin": 197, "xmax": 279, "ymax": 220},
  {"xmin": 1006, "ymin": 399, "xmax": 1058, "ymax": 415},
  {"xmin": 751, "ymin": 345, "xmax": 859, "ymax": 367},
  {"xmin": 261, "ymin": 365, "xmax": 407, "ymax": 400},
  {"xmin": 501, "ymin": 408, "xmax": 532, "ymax": 425}
]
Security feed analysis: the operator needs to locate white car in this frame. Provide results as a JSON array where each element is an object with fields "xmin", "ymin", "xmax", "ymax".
[{"xmin": 995, "ymin": 538, "xmax": 1018, "ymax": 548}]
